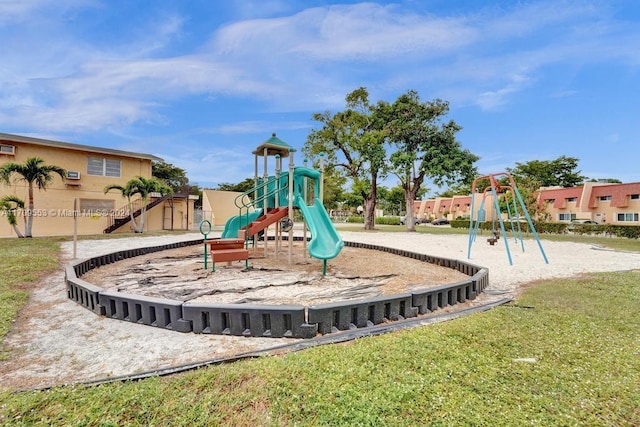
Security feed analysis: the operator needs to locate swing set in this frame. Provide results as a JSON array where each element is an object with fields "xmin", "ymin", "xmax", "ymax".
[{"xmin": 467, "ymin": 172, "xmax": 549, "ymax": 265}]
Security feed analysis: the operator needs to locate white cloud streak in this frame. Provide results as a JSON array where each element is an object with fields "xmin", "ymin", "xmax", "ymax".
[{"xmin": 1, "ymin": 1, "xmax": 639, "ymax": 132}]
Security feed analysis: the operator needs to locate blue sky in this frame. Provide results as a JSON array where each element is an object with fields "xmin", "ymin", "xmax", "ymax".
[{"xmin": 1, "ymin": 0, "xmax": 639, "ymax": 194}]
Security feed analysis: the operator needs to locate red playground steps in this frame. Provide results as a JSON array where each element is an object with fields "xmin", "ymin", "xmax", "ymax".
[{"xmin": 239, "ymin": 207, "xmax": 289, "ymax": 240}]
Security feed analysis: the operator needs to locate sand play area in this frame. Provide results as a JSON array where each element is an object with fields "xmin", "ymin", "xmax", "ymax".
[{"xmin": 1, "ymin": 228, "xmax": 639, "ymax": 390}]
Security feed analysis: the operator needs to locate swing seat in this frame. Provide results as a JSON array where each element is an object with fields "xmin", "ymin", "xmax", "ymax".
[{"xmin": 487, "ymin": 237, "xmax": 498, "ymax": 245}]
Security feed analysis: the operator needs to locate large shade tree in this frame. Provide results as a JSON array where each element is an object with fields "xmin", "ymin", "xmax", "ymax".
[
  {"xmin": 504, "ymin": 156, "xmax": 587, "ymax": 221},
  {"xmin": 506, "ymin": 156, "xmax": 586, "ymax": 188},
  {"xmin": 0, "ymin": 157, "xmax": 65, "ymax": 237},
  {"xmin": 104, "ymin": 176, "xmax": 172, "ymax": 233},
  {"xmin": 153, "ymin": 160, "xmax": 201, "ymax": 208},
  {"xmin": 381, "ymin": 90, "xmax": 479, "ymax": 231},
  {"xmin": 304, "ymin": 87, "xmax": 387, "ymax": 229},
  {"xmin": 216, "ymin": 178, "xmax": 255, "ymax": 194}
]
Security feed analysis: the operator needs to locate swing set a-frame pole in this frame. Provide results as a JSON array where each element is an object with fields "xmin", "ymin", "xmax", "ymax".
[{"xmin": 513, "ymin": 185, "xmax": 549, "ymax": 264}]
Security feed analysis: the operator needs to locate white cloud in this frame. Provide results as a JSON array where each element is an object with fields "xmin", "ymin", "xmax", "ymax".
[
  {"xmin": 213, "ymin": 3, "xmax": 477, "ymax": 61},
  {"xmin": 0, "ymin": 0, "xmax": 98, "ymax": 25},
  {"xmin": 1, "ymin": 0, "xmax": 640, "ymax": 134},
  {"xmin": 476, "ymin": 73, "xmax": 534, "ymax": 110}
]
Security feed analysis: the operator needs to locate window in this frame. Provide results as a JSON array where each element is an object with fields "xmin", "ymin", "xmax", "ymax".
[
  {"xmin": 559, "ymin": 213, "xmax": 576, "ymax": 221},
  {"xmin": 599, "ymin": 195, "xmax": 612, "ymax": 201},
  {"xmin": 566, "ymin": 197, "xmax": 577, "ymax": 202},
  {"xmin": 617, "ymin": 213, "xmax": 639, "ymax": 222},
  {"xmin": 0, "ymin": 144, "xmax": 15, "ymax": 155},
  {"xmin": 631, "ymin": 194, "xmax": 640, "ymax": 200},
  {"xmin": 87, "ymin": 157, "xmax": 121, "ymax": 177}
]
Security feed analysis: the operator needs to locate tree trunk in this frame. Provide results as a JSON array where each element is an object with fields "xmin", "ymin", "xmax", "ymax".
[
  {"xmin": 138, "ymin": 206, "xmax": 146, "ymax": 233},
  {"xmin": 25, "ymin": 184, "xmax": 34, "ymax": 237},
  {"xmin": 128, "ymin": 200, "xmax": 141, "ymax": 233},
  {"xmin": 363, "ymin": 173, "xmax": 379, "ymax": 230},
  {"xmin": 12, "ymin": 224, "xmax": 24, "ymax": 238},
  {"xmin": 404, "ymin": 186, "xmax": 419, "ymax": 232},
  {"xmin": 363, "ymin": 197, "xmax": 376, "ymax": 230}
]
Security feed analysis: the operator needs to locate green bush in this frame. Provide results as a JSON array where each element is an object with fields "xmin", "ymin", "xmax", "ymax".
[
  {"xmin": 452, "ymin": 220, "xmax": 565, "ymax": 235},
  {"xmin": 536, "ymin": 222, "xmax": 568, "ymax": 234},
  {"xmin": 346, "ymin": 216, "xmax": 402, "ymax": 225},
  {"xmin": 375, "ymin": 216, "xmax": 402, "ymax": 225},
  {"xmin": 452, "ymin": 220, "xmax": 639, "ymax": 239},
  {"xmin": 604, "ymin": 224, "xmax": 640, "ymax": 239}
]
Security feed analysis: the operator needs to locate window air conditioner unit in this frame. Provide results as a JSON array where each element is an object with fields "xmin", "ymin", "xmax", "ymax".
[
  {"xmin": 66, "ymin": 170, "xmax": 81, "ymax": 180},
  {"xmin": 0, "ymin": 144, "xmax": 16, "ymax": 155}
]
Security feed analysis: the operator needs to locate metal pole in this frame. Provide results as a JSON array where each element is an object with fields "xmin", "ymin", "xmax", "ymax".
[
  {"xmin": 73, "ymin": 198, "xmax": 78, "ymax": 259},
  {"xmin": 288, "ymin": 150, "xmax": 294, "ymax": 266},
  {"xmin": 514, "ymin": 185, "xmax": 549, "ymax": 264},
  {"xmin": 467, "ymin": 193, "xmax": 475, "ymax": 260},
  {"xmin": 319, "ymin": 152, "xmax": 325, "ymax": 204},
  {"xmin": 263, "ymin": 147, "xmax": 268, "ymax": 258},
  {"xmin": 491, "ymin": 186, "xmax": 513, "ymax": 265},
  {"xmin": 303, "ymin": 158, "xmax": 308, "ymax": 258},
  {"xmin": 275, "ymin": 154, "xmax": 281, "ymax": 258}
]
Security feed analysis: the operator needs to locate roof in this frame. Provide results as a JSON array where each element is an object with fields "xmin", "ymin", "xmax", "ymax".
[
  {"xmin": 0, "ymin": 132, "xmax": 163, "ymax": 162},
  {"xmin": 538, "ymin": 186, "xmax": 583, "ymax": 209},
  {"xmin": 252, "ymin": 133, "xmax": 296, "ymax": 157},
  {"xmin": 589, "ymin": 182, "xmax": 640, "ymax": 208}
]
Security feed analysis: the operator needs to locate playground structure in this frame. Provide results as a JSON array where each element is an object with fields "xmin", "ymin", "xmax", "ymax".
[
  {"xmin": 62, "ymin": 135, "xmax": 496, "ymax": 339},
  {"xmin": 467, "ymin": 172, "xmax": 548, "ymax": 265},
  {"xmin": 205, "ymin": 134, "xmax": 344, "ymax": 275}
]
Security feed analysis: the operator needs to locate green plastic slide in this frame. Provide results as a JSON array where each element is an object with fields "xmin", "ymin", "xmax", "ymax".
[
  {"xmin": 221, "ymin": 209, "xmax": 263, "ymax": 238},
  {"xmin": 293, "ymin": 167, "xmax": 344, "ymax": 260}
]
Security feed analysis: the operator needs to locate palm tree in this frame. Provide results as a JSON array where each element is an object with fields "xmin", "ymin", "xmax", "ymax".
[
  {"xmin": 104, "ymin": 176, "xmax": 172, "ymax": 233},
  {"xmin": 0, "ymin": 157, "xmax": 66, "ymax": 237},
  {"xmin": 0, "ymin": 195, "xmax": 26, "ymax": 238}
]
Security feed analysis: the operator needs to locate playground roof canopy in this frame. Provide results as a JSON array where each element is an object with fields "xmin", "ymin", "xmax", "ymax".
[{"xmin": 253, "ymin": 133, "xmax": 296, "ymax": 157}]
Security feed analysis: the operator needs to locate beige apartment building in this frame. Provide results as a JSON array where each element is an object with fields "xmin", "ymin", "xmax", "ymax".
[
  {"xmin": 412, "ymin": 181, "xmax": 640, "ymax": 225},
  {"xmin": 201, "ymin": 189, "xmax": 252, "ymax": 226},
  {"xmin": 0, "ymin": 133, "xmax": 196, "ymax": 237},
  {"xmin": 537, "ymin": 181, "xmax": 640, "ymax": 224}
]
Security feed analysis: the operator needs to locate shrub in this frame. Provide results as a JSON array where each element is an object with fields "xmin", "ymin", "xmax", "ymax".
[
  {"xmin": 346, "ymin": 216, "xmax": 364, "ymax": 223},
  {"xmin": 375, "ymin": 216, "xmax": 402, "ymax": 225}
]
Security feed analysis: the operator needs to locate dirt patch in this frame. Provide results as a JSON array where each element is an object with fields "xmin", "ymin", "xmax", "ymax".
[{"xmin": 82, "ymin": 243, "xmax": 468, "ymax": 306}]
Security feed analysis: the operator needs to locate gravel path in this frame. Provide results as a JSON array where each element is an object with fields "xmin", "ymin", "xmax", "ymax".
[{"xmin": 1, "ymin": 229, "xmax": 638, "ymax": 391}]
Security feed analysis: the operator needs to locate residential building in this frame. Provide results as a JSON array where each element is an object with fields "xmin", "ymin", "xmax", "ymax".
[
  {"xmin": 0, "ymin": 132, "xmax": 196, "ymax": 237},
  {"xmin": 537, "ymin": 181, "xmax": 640, "ymax": 224},
  {"xmin": 411, "ymin": 181, "xmax": 640, "ymax": 225}
]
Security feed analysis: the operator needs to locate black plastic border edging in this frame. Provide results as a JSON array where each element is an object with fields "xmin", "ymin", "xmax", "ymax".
[
  {"xmin": 53, "ymin": 297, "xmax": 511, "ymax": 391},
  {"xmin": 66, "ymin": 237, "xmax": 490, "ymax": 339}
]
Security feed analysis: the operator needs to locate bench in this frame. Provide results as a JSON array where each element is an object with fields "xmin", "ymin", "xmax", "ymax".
[
  {"xmin": 204, "ymin": 239, "xmax": 249, "ymax": 271},
  {"xmin": 205, "ymin": 238, "xmax": 244, "ymax": 250}
]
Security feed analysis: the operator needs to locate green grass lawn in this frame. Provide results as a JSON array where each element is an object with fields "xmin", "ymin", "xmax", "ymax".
[{"xmin": 0, "ymin": 232, "xmax": 639, "ymax": 425}]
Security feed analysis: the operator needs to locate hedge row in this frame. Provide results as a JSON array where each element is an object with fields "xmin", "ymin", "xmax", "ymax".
[
  {"xmin": 450, "ymin": 220, "xmax": 640, "ymax": 239},
  {"xmin": 346, "ymin": 216, "xmax": 402, "ymax": 225}
]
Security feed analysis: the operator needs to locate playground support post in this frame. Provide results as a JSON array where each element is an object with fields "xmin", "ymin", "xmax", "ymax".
[
  {"xmin": 513, "ymin": 186, "xmax": 549, "ymax": 264},
  {"xmin": 319, "ymin": 152, "xmax": 325, "ymax": 204},
  {"xmin": 275, "ymin": 154, "xmax": 281, "ymax": 259},
  {"xmin": 467, "ymin": 193, "xmax": 476, "ymax": 259},
  {"xmin": 302, "ymin": 159, "xmax": 308, "ymax": 258},
  {"xmin": 263, "ymin": 146, "xmax": 269, "ymax": 259},
  {"xmin": 491, "ymin": 186, "xmax": 513, "ymax": 265},
  {"xmin": 288, "ymin": 150, "xmax": 294, "ymax": 266}
]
